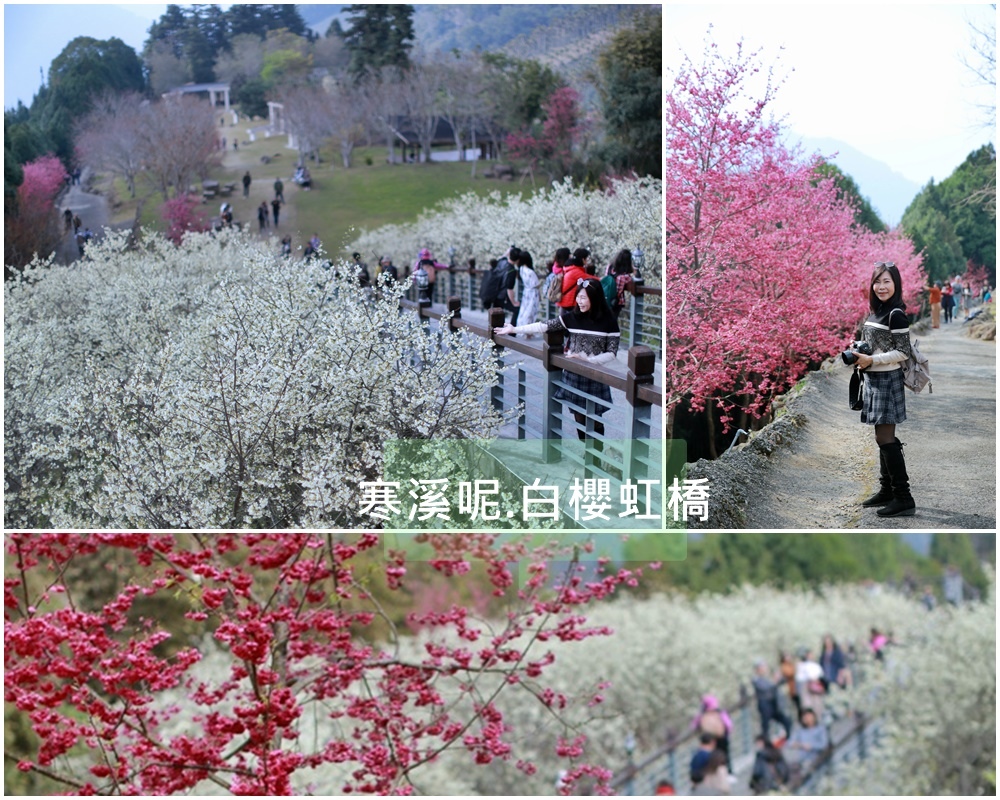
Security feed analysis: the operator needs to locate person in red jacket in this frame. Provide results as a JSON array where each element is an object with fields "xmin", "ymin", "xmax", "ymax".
[
  {"xmin": 557, "ymin": 255, "xmax": 589, "ymax": 310},
  {"xmin": 925, "ymin": 281, "xmax": 942, "ymax": 328}
]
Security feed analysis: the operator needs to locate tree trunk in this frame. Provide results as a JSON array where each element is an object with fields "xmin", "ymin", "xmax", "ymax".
[{"xmin": 706, "ymin": 405, "xmax": 718, "ymax": 460}]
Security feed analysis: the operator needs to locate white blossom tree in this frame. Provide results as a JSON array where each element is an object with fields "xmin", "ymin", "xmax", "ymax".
[
  {"xmin": 814, "ymin": 584, "xmax": 996, "ymax": 795},
  {"xmin": 350, "ymin": 176, "xmax": 662, "ymax": 283},
  {"xmin": 5, "ymin": 230, "xmax": 508, "ymax": 529}
]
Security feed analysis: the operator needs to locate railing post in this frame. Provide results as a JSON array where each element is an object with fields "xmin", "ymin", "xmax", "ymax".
[
  {"xmin": 739, "ymin": 684, "xmax": 752, "ymax": 759},
  {"xmin": 623, "ymin": 345, "xmax": 655, "ymax": 482},
  {"xmin": 628, "ymin": 284, "xmax": 644, "ymax": 348},
  {"xmin": 857, "ymin": 712, "xmax": 866, "ymax": 761},
  {"xmin": 446, "ymin": 296, "xmax": 462, "ymax": 330},
  {"xmin": 487, "ymin": 307, "xmax": 507, "ymax": 413},
  {"xmin": 584, "ymin": 396, "xmax": 602, "ymax": 478},
  {"xmin": 517, "ymin": 366, "xmax": 527, "ymax": 440},
  {"xmin": 541, "ymin": 327, "xmax": 565, "ymax": 462},
  {"xmin": 666, "ymin": 730, "xmax": 678, "ymax": 791}
]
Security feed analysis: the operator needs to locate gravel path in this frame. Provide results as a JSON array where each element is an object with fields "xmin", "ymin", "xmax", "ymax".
[{"xmin": 689, "ymin": 313, "xmax": 996, "ymax": 529}]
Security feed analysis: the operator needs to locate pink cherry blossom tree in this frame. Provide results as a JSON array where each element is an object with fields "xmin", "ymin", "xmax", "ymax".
[
  {"xmin": 5, "ymin": 154, "xmax": 67, "ymax": 272},
  {"xmin": 5, "ymin": 533, "xmax": 643, "ymax": 795},
  {"xmin": 664, "ymin": 39, "xmax": 925, "ymax": 445},
  {"xmin": 506, "ymin": 87, "xmax": 586, "ymax": 181},
  {"xmin": 161, "ymin": 194, "xmax": 211, "ymax": 245}
]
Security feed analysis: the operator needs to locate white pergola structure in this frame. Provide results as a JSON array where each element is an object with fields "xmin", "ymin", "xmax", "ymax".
[
  {"xmin": 164, "ymin": 82, "xmax": 232, "ymax": 112},
  {"xmin": 267, "ymin": 101, "xmax": 286, "ymax": 135}
]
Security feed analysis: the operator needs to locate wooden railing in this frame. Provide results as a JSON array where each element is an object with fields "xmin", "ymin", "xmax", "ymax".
[
  {"xmin": 403, "ymin": 263, "xmax": 663, "ymax": 354},
  {"xmin": 398, "ymin": 297, "xmax": 661, "ymax": 494},
  {"xmin": 609, "ymin": 686, "xmax": 757, "ymax": 796}
]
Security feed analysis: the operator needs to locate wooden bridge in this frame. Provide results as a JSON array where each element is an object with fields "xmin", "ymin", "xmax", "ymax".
[
  {"xmin": 609, "ymin": 666, "xmax": 881, "ymax": 796},
  {"xmin": 395, "ymin": 268, "xmax": 665, "ymax": 529}
]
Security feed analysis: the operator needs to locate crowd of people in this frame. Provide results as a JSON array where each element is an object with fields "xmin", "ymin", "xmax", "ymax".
[
  {"xmin": 488, "ymin": 245, "xmax": 637, "ymax": 443},
  {"xmin": 678, "ymin": 629, "xmax": 893, "ymax": 796},
  {"xmin": 287, "ymin": 242, "xmax": 640, "ymax": 446},
  {"xmin": 61, "ymin": 207, "xmax": 93, "ymax": 257},
  {"xmin": 925, "ymin": 273, "xmax": 992, "ymax": 328}
]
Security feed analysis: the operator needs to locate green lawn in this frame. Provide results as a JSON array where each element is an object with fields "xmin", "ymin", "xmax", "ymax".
[
  {"xmin": 104, "ymin": 129, "xmax": 530, "ymax": 259},
  {"xmin": 280, "ymin": 141, "xmax": 530, "ymax": 257}
]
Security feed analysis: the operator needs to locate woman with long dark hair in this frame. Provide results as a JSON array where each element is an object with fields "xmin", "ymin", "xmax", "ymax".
[
  {"xmin": 848, "ymin": 261, "xmax": 916, "ymax": 517},
  {"xmin": 494, "ymin": 278, "xmax": 620, "ymax": 441},
  {"xmin": 604, "ymin": 248, "xmax": 634, "ymax": 318}
]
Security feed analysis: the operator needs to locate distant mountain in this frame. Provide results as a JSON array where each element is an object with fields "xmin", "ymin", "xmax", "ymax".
[
  {"xmin": 298, "ymin": 4, "xmax": 658, "ymax": 95},
  {"xmin": 793, "ymin": 135, "xmax": 922, "ymax": 227},
  {"xmin": 297, "ymin": 4, "xmax": 346, "ymax": 36}
]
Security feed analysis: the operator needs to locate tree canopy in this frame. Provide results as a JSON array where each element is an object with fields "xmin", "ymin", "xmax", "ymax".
[
  {"xmin": 594, "ymin": 12, "xmax": 662, "ymax": 177},
  {"xmin": 814, "ymin": 162, "xmax": 888, "ymax": 234},
  {"xmin": 11, "ymin": 36, "xmax": 147, "ymax": 164},
  {"xmin": 337, "ymin": 4, "xmax": 415, "ymax": 79},
  {"xmin": 48, "ymin": 36, "xmax": 146, "ymax": 117},
  {"xmin": 901, "ymin": 144, "xmax": 996, "ymax": 284},
  {"xmin": 144, "ymin": 3, "xmax": 311, "ymax": 86}
]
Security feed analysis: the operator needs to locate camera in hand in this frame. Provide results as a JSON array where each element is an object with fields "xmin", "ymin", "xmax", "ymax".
[{"xmin": 841, "ymin": 341, "xmax": 873, "ymax": 366}]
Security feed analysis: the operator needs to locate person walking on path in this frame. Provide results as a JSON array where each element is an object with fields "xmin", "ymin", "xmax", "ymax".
[
  {"xmin": 952, "ymin": 275, "xmax": 966, "ymax": 314},
  {"xmin": 783, "ymin": 708, "xmax": 828, "ymax": 773},
  {"xmin": 794, "ymin": 648, "xmax": 826, "ymax": 722},
  {"xmin": 603, "ymin": 248, "xmax": 635, "ymax": 320},
  {"xmin": 556, "ymin": 254, "xmax": 589, "ymax": 311},
  {"xmin": 926, "ymin": 281, "xmax": 942, "ymax": 328},
  {"xmin": 271, "ymin": 197, "xmax": 281, "ymax": 227},
  {"xmin": 847, "ymin": 261, "xmax": 917, "ymax": 517},
  {"xmin": 274, "ymin": 178, "xmax": 284, "ymax": 202},
  {"xmin": 257, "ymin": 201, "xmax": 269, "ymax": 232},
  {"xmin": 818, "ymin": 634, "xmax": 852, "ymax": 691},
  {"xmin": 242, "ymin": 170, "xmax": 252, "ymax": 197},
  {"xmin": 751, "ymin": 659, "xmax": 793, "ymax": 741},
  {"xmin": 941, "ymin": 282, "xmax": 955, "ymax": 324}
]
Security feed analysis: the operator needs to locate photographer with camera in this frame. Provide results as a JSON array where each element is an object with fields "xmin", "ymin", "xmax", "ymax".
[{"xmin": 847, "ymin": 261, "xmax": 916, "ymax": 517}]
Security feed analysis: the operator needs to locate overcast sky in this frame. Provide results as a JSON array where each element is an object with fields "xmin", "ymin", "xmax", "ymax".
[{"xmin": 664, "ymin": 3, "xmax": 997, "ymax": 186}]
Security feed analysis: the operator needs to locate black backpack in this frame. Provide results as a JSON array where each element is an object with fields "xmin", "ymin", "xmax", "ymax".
[{"xmin": 480, "ymin": 259, "xmax": 514, "ymax": 309}]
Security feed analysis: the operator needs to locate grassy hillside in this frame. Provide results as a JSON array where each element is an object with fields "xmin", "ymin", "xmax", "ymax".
[{"xmin": 102, "ymin": 131, "xmax": 528, "ymax": 262}]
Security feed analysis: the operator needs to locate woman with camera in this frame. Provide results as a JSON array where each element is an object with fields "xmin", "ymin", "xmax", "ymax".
[{"xmin": 848, "ymin": 261, "xmax": 916, "ymax": 517}]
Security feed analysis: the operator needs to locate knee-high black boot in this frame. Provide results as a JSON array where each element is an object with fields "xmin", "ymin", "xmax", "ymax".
[
  {"xmin": 877, "ymin": 439, "xmax": 916, "ymax": 517},
  {"xmin": 861, "ymin": 447, "xmax": 892, "ymax": 506}
]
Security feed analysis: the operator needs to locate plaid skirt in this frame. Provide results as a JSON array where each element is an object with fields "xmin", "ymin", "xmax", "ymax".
[
  {"xmin": 555, "ymin": 370, "xmax": 612, "ymax": 416},
  {"xmin": 861, "ymin": 369, "xmax": 907, "ymax": 425}
]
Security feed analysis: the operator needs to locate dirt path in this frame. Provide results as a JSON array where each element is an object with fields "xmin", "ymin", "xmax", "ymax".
[
  {"xmin": 215, "ymin": 130, "xmax": 305, "ymax": 252},
  {"xmin": 690, "ymin": 313, "xmax": 996, "ymax": 530}
]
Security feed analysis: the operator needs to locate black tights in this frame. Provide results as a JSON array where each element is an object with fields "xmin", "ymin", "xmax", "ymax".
[{"xmin": 875, "ymin": 423, "xmax": 896, "ymax": 446}]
